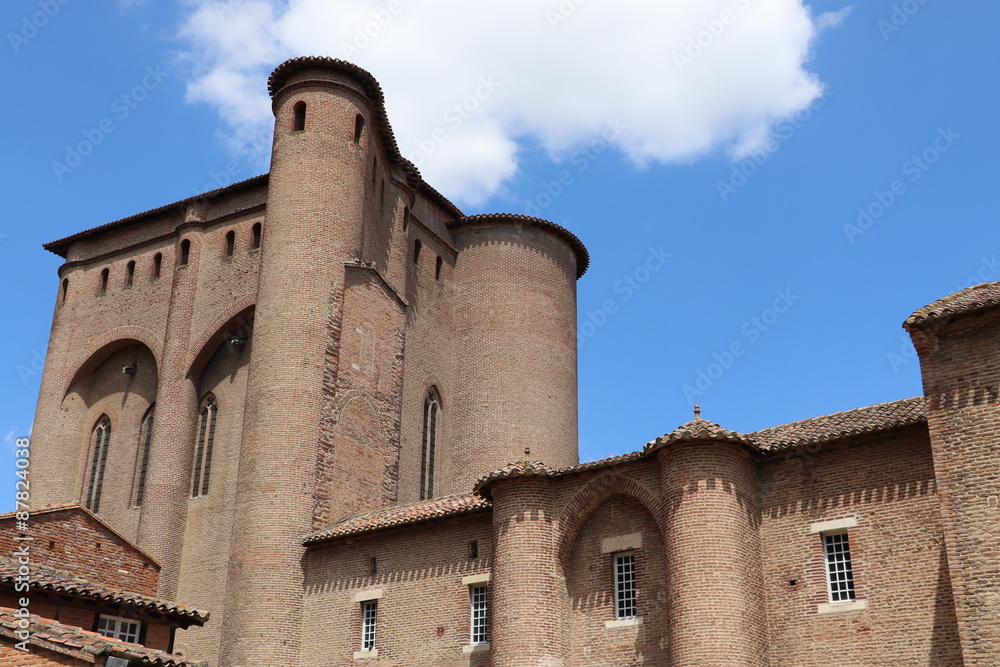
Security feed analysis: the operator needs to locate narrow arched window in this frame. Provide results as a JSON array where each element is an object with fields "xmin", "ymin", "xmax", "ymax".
[
  {"xmin": 420, "ymin": 389, "xmax": 440, "ymax": 500},
  {"xmin": 251, "ymin": 223, "xmax": 262, "ymax": 250},
  {"xmin": 354, "ymin": 114, "xmax": 364, "ymax": 143},
  {"xmin": 61, "ymin": 278, "xmax": 69, "ymax": 303},
  {"xmin": 99, "ymin": 268, "xmax": 109, "ymax": 294},
  {"xmin": 225, "ymin": 230, "xmax": 235, "ymax": 257},
  {"xmin": 153, "ymin": 253, "xmax": 162, "ymax": 278},
  {"xmin": 435, "ymin": 256, "xmax": 443, "ymax": 280},
  {"xmin": 179, "ymin": 239, "xmax": 191, "ymax": 266},
  {"xmin": 413, "ymin": 239, "xmax": 422, "ymax": 266},
  {"xmin": 85, "ymin": 417, "xmax": 111, "ymax": 512},
  {"xmin": 372, "ymin": 157, "xmax": 377, "ymax": 184},
  {"xmin": 134, "ymin": 407, "xmax": 154, "ymax": 507},
  {"xmin": 380, "ymin": 181, "xmax": 385, "ymax": 212},
  {"xmin": 293, "ymin": 101, "xmax": 306, "ymax": 131},
  {"xmin": 125, "ymin": 261, "xmax": 135, "ymax": 287},
  {"xmin": 191, "ymin": 396, "xmax": 217, "ymax": 497},
  {"xmin": 403, "ymin": 207, "xmax": 409, "ymax": 231}
]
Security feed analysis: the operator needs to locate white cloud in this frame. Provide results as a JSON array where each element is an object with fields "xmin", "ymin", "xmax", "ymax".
[{"xmin": 176, "ymin": 0, "xmax": 846, "ymax": 206}]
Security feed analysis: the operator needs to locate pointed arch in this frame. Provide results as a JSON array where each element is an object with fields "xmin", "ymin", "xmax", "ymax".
[
  {"xmin": 62, "ymin": 327, "xmax": 162, "ymax": 397},
  {"xmin": 420, "ymin": 387, "xmax": 441, "ymax": 500},
  {"xmin": 557, "ymin": 474, "xmax": 664, "ymax": 570},
  {"xmin": 85, "ymin": 415, "xmax": 112, "ymax": 513},
  {"xmin": 133, "ymin": 404, "xmax": 154, "ymax": 507},
  {"xmin": 186, "ymin": 301, "xmax": 256, "ymax": 379},
  {"xmin": 191, "ymin": 394, "xmax": 218, "ymax": 498}
]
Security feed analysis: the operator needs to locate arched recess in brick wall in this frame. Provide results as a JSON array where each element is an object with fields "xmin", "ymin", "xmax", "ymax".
[
  {"xmin": 173, "ymin": 305, "xmax": 254, "ymax": 638},
  {"xmin": 562, "ymin": 492, "xmax": 669, "ymax": 666},
  {"xmin": 557, "ymin": 474, "xmax": 665, "ymax": 570},
  {"xmin": 61, "ymin": 327, "xmax": 163, "ymax": 397},
  {"xmin": 59, "ymin": 341, "xmax": 159, "ymax": 542},
  {"xmin": 186, "ymin": 303, "xmax": 255, "ymax": 379}
]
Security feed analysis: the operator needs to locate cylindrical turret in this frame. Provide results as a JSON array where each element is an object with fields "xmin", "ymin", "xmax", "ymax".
[
  {"xmin": 218, "ymin": 58, "xmax": 374, "ymax": 666},
  {"xmin": 486, "ymin": 471, "xmax": 565, "ymax": 667},
  {"xmin": 653, "ymin": 419, "xmax": 769, "ymax": 666},
  {"xmin": 447, "ymin": 215, "xmax": 587, "ymax": 490}
]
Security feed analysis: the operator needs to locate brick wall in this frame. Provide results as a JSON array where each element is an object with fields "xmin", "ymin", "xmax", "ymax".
[
  {"xmin": 758, "ymin": 425, "xmax": 961, "ymax": 665},
  {"xmin": 302, "ymin": 514, "xmax": 493, "ymax": 666},
  {"xmin": 564, "ymin": 494, "xmax": 668, "ymax": 666},
  {"xmin": 911, "ymin": 308, "xmax": 1000, "ymax": 665},
  {"xmin": 0, "ymin": 509, "xmax": 159, "ymax": 596},
  {"xmin": 0, "ymin": 644, "xmax": 91, "ymax": 666}
]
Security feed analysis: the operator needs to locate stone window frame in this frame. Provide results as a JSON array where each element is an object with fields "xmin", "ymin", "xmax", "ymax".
[
  {"xmin": 809, "ymin": 517, "xmax": 869, "ymax": 614},
  {"xmin": 462, "ymin": 573, "xmax": 491, "ymax": 653},
  {"xmin": 602, "ymin": 531, "xmax": 644, "ymax": 628}
]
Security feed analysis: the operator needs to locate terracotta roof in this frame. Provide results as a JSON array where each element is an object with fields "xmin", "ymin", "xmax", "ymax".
[
  {"xmin": 748, "ymin": 396, "xmax": 925, "ymax": 452},
  {"xmin": 904, "ymin": 281, "xmax": 1000, "ymax": 330},
  {"xmin": 554, "ymin": 450, "xmax": 651, "ymax": 475},
  {"xmin": 0, "ymin": 607, "xmax": 206, "ymax": 666},
  {"xmin": 447, "ymin": 213, "xmax": 590, "ymax": 278},
  {"xmin": 267, "ymin": 56, "xmax": 463, "ymax": 219},
  {"xmin": 0, "ymin": 559, "xmax": 207, "ymax": 625},
  {"xmin": 646, "ymin": 413, "xmax": 750, "ymax": 452},
  {"xmin": 43, "ymin": 174, "xmax": 269, "ymax": 258},
  {"xmin": 304, "ymin": 493, "xmax": 491, "ymax": 545}
]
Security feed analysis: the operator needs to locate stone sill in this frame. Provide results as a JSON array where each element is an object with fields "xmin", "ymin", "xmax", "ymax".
[
  {"xmin": 605, "ymin": 617, "xmax": 643, "ymax": 628},
  {"xmin": 817, "ymin": 599, "xmax": 868, "ymax": 614},
  {"xmin": 353, "ymin": 649, "xmax": 377, "ymax": 660},
  {"xmin": 462, "ymin": 643, "xmax": 490, "ymax": 653}
]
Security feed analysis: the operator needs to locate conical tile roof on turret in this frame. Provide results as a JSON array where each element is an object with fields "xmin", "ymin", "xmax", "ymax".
[
  {"xmin": 645, "ymin": 403, "xmax": 751, "ymax": 453},
  {"xmin": 473, "ymin": 456, "xmax": 556, "ymax": 499}
]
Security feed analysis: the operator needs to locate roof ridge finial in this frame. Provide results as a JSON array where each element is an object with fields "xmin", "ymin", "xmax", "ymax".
[
  {"xmin": 524, "ymin": 447, "xmax": 531, "ymax": 458},
  {"xmin": 694, "ymin": 403, "xmax": 702, "ymax": 420}
]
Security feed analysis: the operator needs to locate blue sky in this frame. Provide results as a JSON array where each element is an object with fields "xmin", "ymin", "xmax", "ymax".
[{"xmin": 1, "ymin": 1, "xmax": 996, "ymax": 511}]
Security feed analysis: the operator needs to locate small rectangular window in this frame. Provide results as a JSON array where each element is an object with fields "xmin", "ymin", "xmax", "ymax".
[
  {"xmin": 97, "ymin": 614, "xmax": 141, "ymax": 643},
  {"xmin": 823, "ymin": 531, "xmax": 856, "ymax": 603},
  {"xmin": 470, "ymin": 585, "xmax": 489, "ymax": 645},
  {"xmin": 361, "ymin": 601, "xmax": 377, "ymax": 651},
  {"xmin": 614, "ymin": 552, "xmax": 637, "ymax": 619}
]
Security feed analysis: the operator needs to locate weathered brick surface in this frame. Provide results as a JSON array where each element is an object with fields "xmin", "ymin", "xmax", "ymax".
[
  {"xmin": 28, "ymin": 55, "xmax": 1000, "ymax": 667},
  {"xmin": 759, "ymin": 425, "xmax": 962, "ymax": 665},
  {"xmin": 303, "ymin": 514, "xmax": 493, "ymax": 666},
  {"xmin": 0, "ymin": 644, "xmax": 91, "ymax": 666},
  {"xmin": 910, "ymin": 308, "xmax": 1000, "ymax": 665},
  {"xmin": 564, "ymin": 494, "xmax": 668, "ymax": 666},
  {"xmin": 0, "ymin": 507, "xmax": 159, "ymax": 596}
]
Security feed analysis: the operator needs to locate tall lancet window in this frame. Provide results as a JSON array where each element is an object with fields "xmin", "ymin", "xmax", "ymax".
[
  {"xmin": 191, "ymin": 396, "xmax": 217, "ymax": 497},
  {"xmin": 420, "ymin": 388, "xmax": 440, "ymax": 500},
  {"xmin": 134, "ymin": 407, "xmax": 154, "ymax": 506},
  {"xmin": 85, "ymin": 416, "xmax": 111, "ymax": 512}
]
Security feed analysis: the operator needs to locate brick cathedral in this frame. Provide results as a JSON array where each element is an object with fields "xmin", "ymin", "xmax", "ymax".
[{"xmin": 7, "ymin": 57, "xmax": 1000, "ymax": 666}]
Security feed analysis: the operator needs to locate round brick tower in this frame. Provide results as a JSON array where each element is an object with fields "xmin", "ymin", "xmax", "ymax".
[
  {"xmin": 477, "ymin": 465, "xmax": 565, "ymax": 667},
  {"xmin": 651, "ymin": 412, "xmax": 770, "ymax": 667},
  {"xmin": 446, "ymin": 215, "xmax": 587, "ymax": 489},
  {"xmin": 218, "ymin": 58, "xmax": 374, "ymax": 666}
]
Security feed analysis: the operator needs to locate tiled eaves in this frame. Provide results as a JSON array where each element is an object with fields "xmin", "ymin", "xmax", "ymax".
[
  {"xmin": 0, "ymin": 560, "xmax": 208, "ymax": 625},
  {"xmin": 42, "ymin": 174, "xmax": 270, "ymax": 258},
  {"xmin": 904, "ymin": 280, "xmax": 1000, "ymax": 330},
  {"xmin": 307, "ymin": 398, "xmax": 926, "ymax": 541},
  {"xmin": 748, "ymin": 396, "xmax": 926, "ymax": 452},
  {"xmin": 448, "ymin": 213, "xmax": 590, "ymax": 278},
  {"xmin": 0, "ymin": 608, "xmax": 207, "ymax": 667},
  {"xmin": 304, "ymin": 493, "xmax": 491, "ymax": 546}
]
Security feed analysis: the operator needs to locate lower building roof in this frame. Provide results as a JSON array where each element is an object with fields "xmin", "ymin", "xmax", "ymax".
[{"xmin": 0, "ymin": 607, "xmax": 206, "ymax": 666}]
